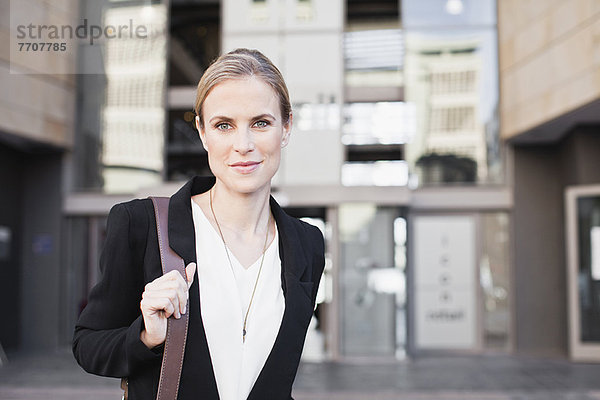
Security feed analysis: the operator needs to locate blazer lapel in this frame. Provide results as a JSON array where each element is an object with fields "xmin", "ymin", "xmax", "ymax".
[
  {"xmin": 168, "ymin": 176, "xmax": 215, "ymax": 264},
  {"xmin": 270, "ymin": 197, "xmax": 309, "ymax": 288},
  {"xmin": 247, "ymin": 198, "xmax": 315, "ymax": 399}
]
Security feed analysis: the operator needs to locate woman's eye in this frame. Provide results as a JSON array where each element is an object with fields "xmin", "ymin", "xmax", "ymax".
[
  {"xmin": 254, "ymin": 120, "xmax": 269, "ymax": 128},
  {"xmin": 215, "ymin": 122, "xmax": 231, "ymax": 131}
]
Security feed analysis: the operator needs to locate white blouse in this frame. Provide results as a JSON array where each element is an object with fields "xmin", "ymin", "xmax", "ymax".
[{"xmin": 191, "ymin": 199, "xmax": 285, "ymax": 400}]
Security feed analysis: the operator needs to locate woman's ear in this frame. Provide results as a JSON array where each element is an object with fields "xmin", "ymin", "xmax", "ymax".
[
  {"xmin": 281, "ymin": 112, "xmax": 293, "ymax": 148},
  {"xmin": 196, "ymin": 116, "xmax": 209, "ymax": 151}
]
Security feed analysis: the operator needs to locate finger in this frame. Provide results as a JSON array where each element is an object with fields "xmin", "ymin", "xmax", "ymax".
[
  {"xmin": 145, "ymin": 276, "xmax": 183, "ymax": 293},
  {"xmin": 160, "ymin": 297, "xmax": 177, "ymax": 319},
  {"xmin": 142, "ymin": 288, "xmax": 182, "ymax": 300},
  {"xmin": 179, "ymin": 263, "xmax": 196, "ymax": 314},
  {"xmin": 168, "ymin": 271, "xmax": 189, "ymax": 315},
  {"xmin": 176, "ymin": 278, "xmax": 188, "ymax": 315},
  {"xmin": 186, "ymin": 263, "xmax": 197, "ymax": 289},
  {"xmin": 163, "ymin": 270, "xmax": 189, "ymax": 296},
  {"xmin": 144, "ymin": 271, "xmax": 178, "ymax": 291},
  {"xmin": 143, "ymin": 268, "xmax": 191, "ymax": 317},
  {"xmin": 165, "ymin": 269, "xmax": 181, "ymax": 280},
  {"xmin": 142, "ymin": 292, "xmax": 181, "ymax": 319},
  {"xmin": 143, "ymin": 278, "xmax": 187, "ymax": 317},
  {"xmin": 141, "ymin": 296, "xmax": 177, "ymax": 319}
]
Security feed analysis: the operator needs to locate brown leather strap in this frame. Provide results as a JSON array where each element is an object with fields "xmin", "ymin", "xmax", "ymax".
[{"xmin": 151, "ymin": 197, "xmax": 189, "ymax": 400}]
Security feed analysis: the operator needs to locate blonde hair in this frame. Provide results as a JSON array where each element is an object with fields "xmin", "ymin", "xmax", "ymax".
[{"xmin": 194, "ymin": 48, "xmax": 291, "ymax": 129}]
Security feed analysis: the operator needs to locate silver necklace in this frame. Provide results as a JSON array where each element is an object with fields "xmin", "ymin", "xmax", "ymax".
[{"xmin": 209, "ymin": 188, "xmax": 271, "ymax": 343}]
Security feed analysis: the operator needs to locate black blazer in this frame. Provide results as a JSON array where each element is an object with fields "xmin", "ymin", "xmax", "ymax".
[{"xmin": 73, "ymin": 176, "xmax": 325, "ymax": 400}]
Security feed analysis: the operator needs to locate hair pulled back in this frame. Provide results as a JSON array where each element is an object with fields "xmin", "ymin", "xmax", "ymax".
[{"xmin": 194, "ymin": 48, "xmax": 291, "ymax": 129}]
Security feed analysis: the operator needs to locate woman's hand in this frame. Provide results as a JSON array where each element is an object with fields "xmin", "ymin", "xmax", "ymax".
[{"xmin": 139, "ymin": 263, "xmax": 196, "ymax": 349}]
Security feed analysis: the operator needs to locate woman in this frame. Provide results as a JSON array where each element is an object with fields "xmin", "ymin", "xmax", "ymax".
[{"xmin": 73, "ymin": 48, "xmax": 325, "ymax": 400}]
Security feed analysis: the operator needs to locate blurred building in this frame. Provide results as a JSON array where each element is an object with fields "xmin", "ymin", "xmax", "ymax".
[
  {"xmin": 1, "ymin": 0, "xmax": 599, "ymax": 363},
  {"xmin": 499, "ymin": 0, "xmax": 600, "ymax": 360},
  {"xmin": 0, "ymin": 0, "xmax": 79, "ymax": 352}
]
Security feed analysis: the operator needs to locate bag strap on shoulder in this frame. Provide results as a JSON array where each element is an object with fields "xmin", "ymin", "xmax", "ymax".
[{"xmin": 151, "ymin": 196, "xmax": 189, "ymax": 400}]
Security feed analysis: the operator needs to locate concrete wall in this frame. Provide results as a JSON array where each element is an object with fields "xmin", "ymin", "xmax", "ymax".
[
  {"xmin": 20, "ymin": 153, "xmax": 64, "ymax": 351},
  {"xmin": 513, "ymin": 144, "xmax": 566, "ymax": 355},
  {"xmin": 513, "ymin": 126, "xmax": 600, "ymax": 356},
  {"xmin": 0, "ymin": 142, "xmax": 64, "ymax": 352},
  {"xmin": 498, "ymin": 0, "xmax": 600, "ymax": 139}
]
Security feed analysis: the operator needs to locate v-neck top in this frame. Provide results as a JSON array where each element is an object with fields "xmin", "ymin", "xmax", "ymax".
[{"xmin": 191, "ymin": 199, "xmax": 285, "ymax": 400}]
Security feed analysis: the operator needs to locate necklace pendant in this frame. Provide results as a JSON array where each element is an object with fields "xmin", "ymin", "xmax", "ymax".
[{"xmin": 210, "ymin": 188, "xmax": 269, "ymax": 348}]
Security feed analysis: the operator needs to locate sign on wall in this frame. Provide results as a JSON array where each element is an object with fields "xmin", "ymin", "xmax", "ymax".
[
  {"xmin": 413, "ymin": 215, "xmax": 477, "ymax": 349},
  {"xmin": 592, "ymin": 226, "xmax": 600, "ymax": 280}
]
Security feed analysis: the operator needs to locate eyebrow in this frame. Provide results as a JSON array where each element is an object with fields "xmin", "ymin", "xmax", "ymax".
[
  {"xmin": 208, "ymin": 115, "xmax": 234, "ymax": 125},
  {"xmin": 252, "ymin": 113, "xmax": 276, "ymax": 121},
  {"xmin": 208, "ymin": 113, "xmax": 277, "ymax": 125}
]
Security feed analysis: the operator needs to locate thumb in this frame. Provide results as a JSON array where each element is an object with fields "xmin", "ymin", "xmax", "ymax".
[{"xmin": 185, "ymin": 262, "xmax": 196, "ymax": 289}]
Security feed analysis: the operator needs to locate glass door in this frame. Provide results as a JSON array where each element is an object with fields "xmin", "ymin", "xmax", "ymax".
[
  {"xmin": 339, "ymin": 204, "xmax": 407, "ymax": 358},
  {"xmin": 566, "ymin": 185, "xmax": 600, "ymax": 360}
]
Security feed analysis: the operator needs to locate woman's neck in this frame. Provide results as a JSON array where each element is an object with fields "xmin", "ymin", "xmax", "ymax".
[{"xmin": 206, "ymin": 180, "xmax": 272, "ymax": 238}]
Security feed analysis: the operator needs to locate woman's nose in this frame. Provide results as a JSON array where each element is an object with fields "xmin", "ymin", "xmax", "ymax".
[{"xmin": 233, "ymin": 129, "xmax": 255, "ymax": 154}]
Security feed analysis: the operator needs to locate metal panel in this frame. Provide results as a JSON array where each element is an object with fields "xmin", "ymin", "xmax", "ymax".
[{"xmin": 412, "ymin": 214, "xmax": 478, "ymax": 350}]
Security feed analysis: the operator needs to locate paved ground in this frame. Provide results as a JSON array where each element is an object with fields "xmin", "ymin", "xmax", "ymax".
[{"xmin": 1, "ymin": 349, "xmax": 600, "ymax": 399}]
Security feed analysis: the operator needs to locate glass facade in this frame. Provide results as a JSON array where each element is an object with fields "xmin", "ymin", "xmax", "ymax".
[
  {"xmin": 402, "ymin": 0, "xmax": 496, "ymax": 27},
  {"xmin": 341, "ymin": 0, "xmax": 500, "ymax": 187},
  {"xmin": 74, "ymin": 0, "xmax": 169, "ymax": 193},
  {"xmin": 403, "ymin": 0, "xmax": 500, "ymax": 186},
  {"xmin": 342, "ymin": 102, "xmax": 415, "ymax": 145},
  {"xmin": 343, "ymin": 28, "xmax": 403, "ymax": 89}
]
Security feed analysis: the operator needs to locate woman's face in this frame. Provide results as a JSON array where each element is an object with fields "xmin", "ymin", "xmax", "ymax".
[{"xmin": 197, "ymin": 77, "xmax": 291, "ymax": 196}]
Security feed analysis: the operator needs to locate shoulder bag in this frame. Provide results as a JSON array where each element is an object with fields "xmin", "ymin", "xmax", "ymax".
[{"xmin": 122, "ymin": 196, "xmax": 189, "ymax": 400}]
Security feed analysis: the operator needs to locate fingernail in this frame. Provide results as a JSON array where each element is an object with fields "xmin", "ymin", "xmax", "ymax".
[{"xmin": 183, "ymin": 305, "xmax": 187, "ymax": 315}]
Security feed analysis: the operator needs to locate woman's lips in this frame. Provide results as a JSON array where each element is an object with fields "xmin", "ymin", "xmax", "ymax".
[{"xmin": 229, "ymin": 160, "xmax": 262, "ymax": 174}]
